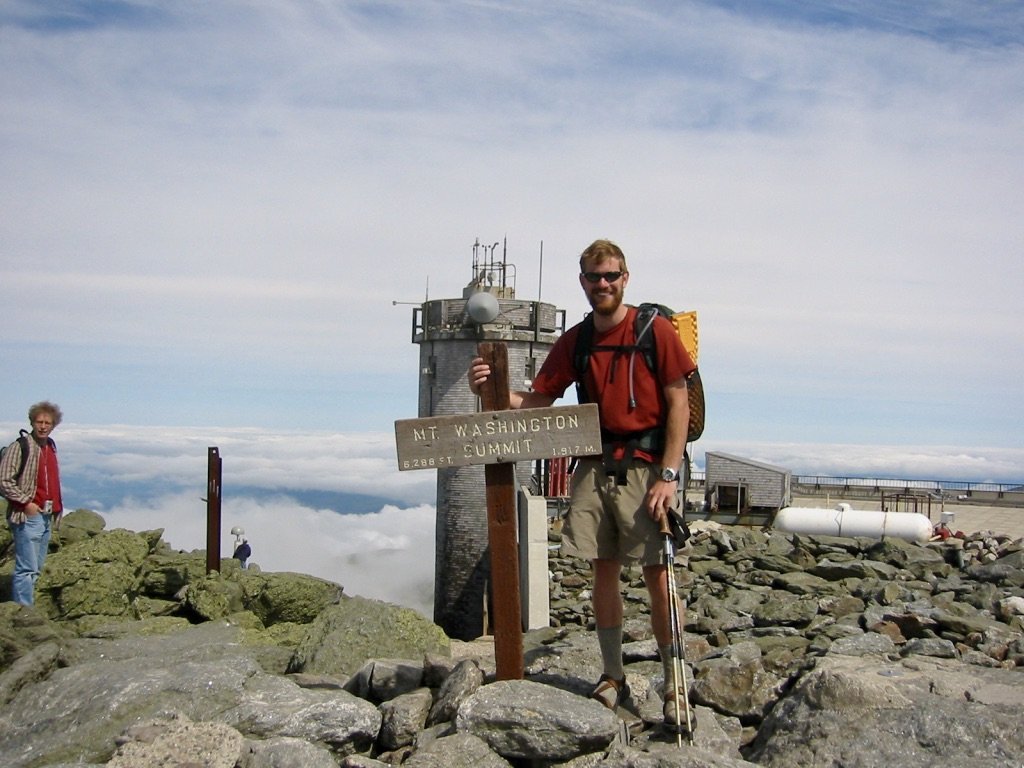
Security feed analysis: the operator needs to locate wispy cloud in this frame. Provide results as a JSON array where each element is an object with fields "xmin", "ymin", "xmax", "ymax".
[{"xmin": 1, "ymin": 1, "xmax": 1021, "ymax": 446}]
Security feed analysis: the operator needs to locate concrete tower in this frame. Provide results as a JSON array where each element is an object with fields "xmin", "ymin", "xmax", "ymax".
[{"xmin": 412, "ymin": 239, "xmax": 563, "ymax": 640}]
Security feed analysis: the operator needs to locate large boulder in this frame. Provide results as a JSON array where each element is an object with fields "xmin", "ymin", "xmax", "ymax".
[
  {"xmin": 0, "ymin": 603, "xmax": 73, "ymax": 674},
  {"xmin": 51, "ymin": 508, "xmax": 108, "ymax": 547},
  {"xmin": 36, "ymin": 528, "xmax": 156, "ymax": 621},
  {"xmin": 239, "ymin": 569, "xmax": 344, "ymax": 625},
  {"xmin": 748, "ymin": 654, "xmax": 1024, "ymax": 767},
  {"xmin": 0, "ymin": 621, "xmax": 384, "ymax": 767},
  {"xmin": 137, "ymin": 550, "xmax": 211, "ymax": 600},
  {"xmin": 289, "ymin": 595, "xmax": 450, "ymax": 678},
  {"xmin": 456, "ymin": 679, "xmax": 619, "ymax": 761}
]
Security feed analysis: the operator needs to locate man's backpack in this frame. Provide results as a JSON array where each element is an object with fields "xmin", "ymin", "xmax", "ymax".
[
  {"xmin": 0, "ymin": 430, "xmax": 32, "ymax": 482},
  {"xmin": 572, "ymin": 303, "xmax": 705, "ymax": 443}
]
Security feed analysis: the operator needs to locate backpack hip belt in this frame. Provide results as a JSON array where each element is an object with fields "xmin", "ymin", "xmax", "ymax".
[{"xmin": 600, "ymin": 426, "xmax": 665, "ymax": 485}]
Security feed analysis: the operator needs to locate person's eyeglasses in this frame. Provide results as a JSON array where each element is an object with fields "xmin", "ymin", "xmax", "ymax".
[{"xmin": 582, "ymin": 271, "xmax": 625, "ymax": 284}]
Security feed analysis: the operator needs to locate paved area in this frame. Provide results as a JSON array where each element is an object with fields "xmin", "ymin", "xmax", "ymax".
[{"xmin": 911, "ymin": 501, "xmax": 1024, "ymax": 540}]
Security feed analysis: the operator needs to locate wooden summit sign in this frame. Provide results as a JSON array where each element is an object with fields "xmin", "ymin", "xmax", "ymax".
[
  {"xmin": 395, "ymin": 403, "xmax": 600, "ymax": 471},
  {"xmin": 394, "ymin": 342, "xmax": 603, "ymax": 682}
]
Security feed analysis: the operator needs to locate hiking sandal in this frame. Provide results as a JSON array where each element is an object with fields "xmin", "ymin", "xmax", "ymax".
[
  {"xmin": 662, "ymin": 687, "xmax": 696, "ymax": 731},
  {"xmin": 591, "ymin": 674, "xmax": 630, "ymax": 710}
]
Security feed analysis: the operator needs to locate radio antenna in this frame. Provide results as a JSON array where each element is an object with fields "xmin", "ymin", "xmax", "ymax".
[{"xmin": 538, "ymin": 240, "xmax": 544, "ymax": 301}]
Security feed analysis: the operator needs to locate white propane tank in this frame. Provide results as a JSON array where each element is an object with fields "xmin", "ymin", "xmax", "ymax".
[{"xmin": 773, "ymin": 504, "xmax": 933, "ymax": 543}]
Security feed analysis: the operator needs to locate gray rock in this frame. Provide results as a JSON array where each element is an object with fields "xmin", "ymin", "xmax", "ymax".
[
  {"xmin": 106, "ymin": 714, "xmax": 243, "ymax": 768},
  {"xmin": 457, "ymin": 679, "xmax": 619, "ymax": 760},
  {"xmin": 749, "ymin": 655, "xmax": 1024, "ymax": 767},
  {"xmin": 0, "ymin": 639, "xmax": 63, "ymax": 707},
  {"xmin": 771, "ymin": 570, "xmax": 836, "ymax": 595},
  {"xmin": 378, "ymin": 687, "xmax": 434, "ymax": 750},
  {"xmin": 404, "ymin": 732, "xmax": 511, "ymax": 768},
  {"xmin": 900, "ymin": 637, "xmax": 958, "ymax": 658},
  {"xmin": 221, "ymin": 671, "xmax": 382, "ymax": 756},
  {"xmin": 691, "ymin": 657, "xmax": 785, "ymax": 722},
  {"xmin": 809, "ymin": 557, "xmax": 898, "ymax": 581},
  {"xmin": 752, "ymin": 594, "xmax": 819, "ymax": 628},
  {"xmin": 3, "ymin": 509, "xmax": 1024, "ymax": 767},
  {"xmin": 345, "ymin": 657, "xmax": 426, "ymax": 703},
  {"xmin": 244, "ymin": 735, "xmax": 341, "ymax": 767},
  {"xmin": 0, "ymin": 623, "xmax": 260, "ymax": 767},
  {"xmin": 828, "ymin": 631, "xmax": 897, "ymax": 657},
  {"xmin": 428, "ymin": 658, "xmax": 484, "ymax": 726}
]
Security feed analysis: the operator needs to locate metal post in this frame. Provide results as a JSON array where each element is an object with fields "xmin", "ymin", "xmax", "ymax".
[{"xmin": 206, "ymin": 447, "xmax": 222, "ymax": 574}]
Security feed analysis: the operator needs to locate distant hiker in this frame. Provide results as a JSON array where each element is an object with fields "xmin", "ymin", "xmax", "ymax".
[
  {"xmin": 468, "ymin": 239, "xmax": 696, "ymax": 727},
  {"xmin": 1, "ymin": 401, "xmax": 65, "ymax": 606},
  {"xmin": 233, "ymin": 539, "xmax": 251, "ymax": 568}
]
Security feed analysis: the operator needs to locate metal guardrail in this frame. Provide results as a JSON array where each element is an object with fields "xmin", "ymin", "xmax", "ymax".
[
  {"xmin": 792, "ymin": 475, "xmax": 1022, "ymax": 495},
  {"xmin": 688, "ymin": 470, "xmax": 1022, "ymax": 496}
]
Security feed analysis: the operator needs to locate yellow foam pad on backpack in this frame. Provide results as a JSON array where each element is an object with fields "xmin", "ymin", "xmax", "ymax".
[{"xmin": 670, "ymin": 311, "xmax": 698, "ymax": 364}]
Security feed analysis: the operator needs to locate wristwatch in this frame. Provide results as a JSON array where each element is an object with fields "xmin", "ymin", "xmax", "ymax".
[{"xmin": 660, "ymin": 467, "xmax": 679, "ymax": 483}]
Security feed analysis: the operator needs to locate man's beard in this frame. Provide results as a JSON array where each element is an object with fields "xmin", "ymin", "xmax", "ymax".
[{"xmin": 588, "ymin": 288, "xmax": 623, "ymax": 316}]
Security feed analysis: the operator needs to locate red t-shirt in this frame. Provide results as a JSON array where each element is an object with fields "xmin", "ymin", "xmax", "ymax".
[{"xmin": 532, "ymin": 306, "xmax": 696, "ymax": 442}]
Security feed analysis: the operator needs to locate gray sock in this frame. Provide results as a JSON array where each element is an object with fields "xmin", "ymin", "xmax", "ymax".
[
  {"xmin": 597, "ymin": 625, "xmax": 625, "ymax": 680},
  {"xmin": 659, "ymin": 643, "xmax": 675, "ymax": 690}
]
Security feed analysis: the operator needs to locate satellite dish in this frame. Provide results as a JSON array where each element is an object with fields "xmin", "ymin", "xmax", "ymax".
[{"xmin": 467, "ymin": 291, "xmax": 499, "ymax": 324}]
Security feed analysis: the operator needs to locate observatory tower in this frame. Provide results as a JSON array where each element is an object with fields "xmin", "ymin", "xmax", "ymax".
[{"xmin": 411, "ymin": 239, "xmax": 563, "ymax": 640}]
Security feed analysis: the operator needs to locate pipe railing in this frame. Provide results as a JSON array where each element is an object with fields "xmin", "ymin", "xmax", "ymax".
[{"xmin": 791, "ymin": 475, "xmax": 1021, "ymax": 495}]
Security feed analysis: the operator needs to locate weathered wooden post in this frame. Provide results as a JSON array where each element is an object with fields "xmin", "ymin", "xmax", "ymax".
[
  {"xmin": 205, "ymin": 447, "xmax": 222, "ymax": 574},
  {"xmin": 475, "ymin": 341, "xmax": 522, "ymax": 678},
  {"xmin": 395, "ymin": 346, "xmax": 601, "ymax": 680}
]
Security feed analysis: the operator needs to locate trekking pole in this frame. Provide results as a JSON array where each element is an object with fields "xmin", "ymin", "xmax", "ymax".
[{"xmin": 661, "ymin": 510, "xmax": 694, "ymax": 746}]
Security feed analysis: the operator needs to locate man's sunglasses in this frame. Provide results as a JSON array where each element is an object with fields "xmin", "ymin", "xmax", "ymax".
[{"xmin": 582, "ymin": 271, "xmax": 626, "ymax": 284}]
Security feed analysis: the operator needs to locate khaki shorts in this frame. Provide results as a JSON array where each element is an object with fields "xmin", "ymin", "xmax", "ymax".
[{"xmin": 561, "ymin": 458, "xmax": 666, "ymax": 566}]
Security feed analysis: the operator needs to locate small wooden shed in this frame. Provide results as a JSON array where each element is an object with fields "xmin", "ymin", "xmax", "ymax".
[{"xmin": 704, "ymin": 452, "xmax": 792, "ymax": 524}]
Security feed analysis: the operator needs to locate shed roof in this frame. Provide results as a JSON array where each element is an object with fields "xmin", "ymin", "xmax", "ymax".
[{"xmin": 706, "ymin": 451, "xmax": 791, "ymax": 476}]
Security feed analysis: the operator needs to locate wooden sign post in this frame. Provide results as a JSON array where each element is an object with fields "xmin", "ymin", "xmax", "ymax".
[
  {"xmin": 477, "ymin": 342, "xmax": 520, "ymax": 679},
  {"xmin": 395, "ymin": 342, "xmax": 601, "ymax": 680}
]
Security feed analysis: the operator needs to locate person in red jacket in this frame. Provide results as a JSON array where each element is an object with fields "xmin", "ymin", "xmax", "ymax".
[
  {"xmin": 469, "ymin": 240, "xmax": 695, "ymax": 727},
  {"xmin": 1, "ymin": 401, "xmax": 64, "ymax": 606}
]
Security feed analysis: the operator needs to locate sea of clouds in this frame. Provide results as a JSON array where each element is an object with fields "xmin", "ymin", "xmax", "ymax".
[
  {"xmin": 6, "ymin": 422, "xmax": 1021, "ymax": 619},
  {"xmin": 100, "ymin": 490, "xmax": 438, "ymax": 619}
]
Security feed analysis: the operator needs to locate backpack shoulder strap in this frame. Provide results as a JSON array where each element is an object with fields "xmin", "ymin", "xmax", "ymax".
[
  {"xmin": 18, "ymin": 430, "xmax": 32, "ymax": 480},
  {"xmin": 572, "ymin": 313, "xmax": 596, "ymax": 403},
  {"xmin": 634, "ymin": 302, "xmax": 662, "ymax": 373},
  {"xmin": 4, "ymin": 430, "xmax": 32, "ymax": 482}
]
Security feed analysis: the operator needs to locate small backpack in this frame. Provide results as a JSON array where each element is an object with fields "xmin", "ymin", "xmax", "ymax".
[
  {"xmin": 572, "ymin": 303, "xmax": 705, "ymax": 444},
  {"xmin": 0, "ymin": 430, "xmax": 32, "ymax": 482}
]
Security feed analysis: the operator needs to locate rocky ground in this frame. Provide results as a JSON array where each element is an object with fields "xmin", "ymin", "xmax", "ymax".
[{"xmin": 0, "ymin": 509, "xmax": 1022, "ymax": 767}]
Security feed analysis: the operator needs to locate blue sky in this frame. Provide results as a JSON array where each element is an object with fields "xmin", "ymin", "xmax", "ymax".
[{"xmin": 2, "ymin": 1, "xmax": 1022, "ymax": 475}]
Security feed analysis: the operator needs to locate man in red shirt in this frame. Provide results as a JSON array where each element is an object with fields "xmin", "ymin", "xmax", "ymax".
[
  {"xmin": 1, "ymin": 401, "xmax": 64, "ymax": 606},
  {"xmin": 469, "ymin": 239, "xmax": 695, "ymax": 727}
]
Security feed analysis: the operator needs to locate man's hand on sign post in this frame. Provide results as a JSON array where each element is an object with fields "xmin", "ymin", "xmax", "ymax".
[
  {"xmin": 468, "ymin": 356, "xmax": 555, "ymax": 411},
  {"xmin": 468, "ymin": 357, "xmax": 491, "ymax": 397}
]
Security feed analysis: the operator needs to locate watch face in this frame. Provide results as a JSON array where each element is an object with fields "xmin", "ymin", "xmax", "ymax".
[{"xmin": 661, "ymin": 468, "xmax": 677, "ymax": 482}]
